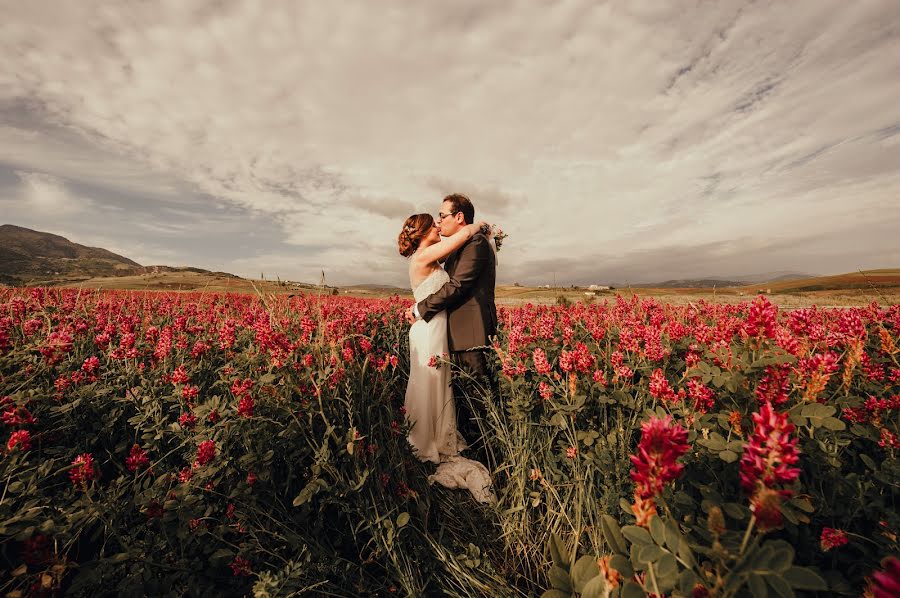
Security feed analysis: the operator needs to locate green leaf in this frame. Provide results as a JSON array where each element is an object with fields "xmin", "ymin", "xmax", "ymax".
[
  {"xmin": 764, "ymin": 574, "xmax": 796, "ymax": 598},
  {"xmin": 601, "ymin": 514, "xmax": 628, "ymax": 554},
  {"xmin": 748, "ymin": 543, "xmax": 775, "ymax": 570},
  {"xmin": 649, "ymin": 516, "xmax": 666, "ymax": 545},
  {"xmin": 396, "ymin": 512, "xmax": 410, "ymax": 528},
  {"xmin": 724, "ymin": 502, "xmax": 746, "ymax": 520},
  {"xmin": 292, "ymin": 478, "xmax": 326, "ymax": 506},
  {"xmin": 821, "ymin": 417, "xmax": 846, "ymax": 431},
  {"xmin": 609, "ymin": 554, "xmax": 634, "ymax": 578},
  {"xmin": 766, "ymin": 540, "xmax": 795, "ymax": 573},
  {"xmin": 209, "ymin": 548, "xmax": 232, "ymax": 564},
  {"xmin": 726, "ymin": 440, "xmax": 745, "ymax": 451},
  {"xmin": 622, "ymin": 525, "xmax": 652, "ymax": 546},
  {"xmin": 860, "ymin": 454, "xmax": 878, "ymax": 471},
  {"xmin": 664, "ymin": 519, "xmax": 683, "ymax": 551},
  {"xmin": 719, "ymin": 449, "xmax": 739, "ymax": 463},
  {"xmin": 571, "ymin": 555, "xmax": 600, "ymax": 592},
  {"xmin": 789, "ymin": 497, "xmax": 815, "ymax": 513},
  {"xmin": 621, "ymin": 580, "xmax": 645, "ymax": 598},
  {"xmin": 678, "ymin": 538, "xmax": 696, "ymax": 569},
  {"xmin": 637, "ymin": 544, "xmax": 665, "ymax": 563},
  {"xmin": 698, "ymin": 433, "xmax": 726, "ymax": 451},
  {"xmin": 850, "ymin": 423, "xmax": 869, "ymax": 436},
  {"xmin": 548, "ymin": 565, "xmax": 573, "ymax": 592},
  {"xmin": 747, "ymin": 573, "xmax": 767, "ymax": 598},
  {"xmin": 540, "ymin": 591, "xmax": 570, "ymax": 598},
  {"xmin": 581, "ymin": 575, "xmax": 608, "ymax": 598},
  {"xmin": 782, "ymin": 566, "xmax": 828, "ymax": 590},
  {"xmin": 629, "ymin": 544, "xmax": 645, "ymax": 572},
  {"xmin": 656, "ymin": 552, "xmax": 678, "ymax": 579},
  {"xmin": 801, "ymin": 403, "xmax": 835, "ymax": 418},
  {"xmin": 549, "ymin": 533, "xmax": 570, "ymax": 568}
]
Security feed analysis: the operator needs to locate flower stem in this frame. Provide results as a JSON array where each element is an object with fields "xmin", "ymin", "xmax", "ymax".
[
  {"xmin": 648, "ymin": 562, "xmax": 661, "ymax": 596},
  {"xmin": 739, "ymin": 515, "xmax": 757, "ymax": 555}
]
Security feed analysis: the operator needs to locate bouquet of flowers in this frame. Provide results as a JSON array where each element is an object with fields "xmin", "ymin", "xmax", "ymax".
[{"xmin": 480, "ymin": 224, "xmax": 508, "ymax": 251}]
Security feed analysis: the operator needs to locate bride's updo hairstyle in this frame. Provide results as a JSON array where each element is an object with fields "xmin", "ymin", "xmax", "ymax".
[{"xmin": 398, "ymin": 213, "xmax": 434, "ymax": 257}]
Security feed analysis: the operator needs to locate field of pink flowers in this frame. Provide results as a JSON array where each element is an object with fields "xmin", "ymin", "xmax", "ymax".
[{"xmin": 1, "ymin": 288, "xmax": 897, "ymax": 596}]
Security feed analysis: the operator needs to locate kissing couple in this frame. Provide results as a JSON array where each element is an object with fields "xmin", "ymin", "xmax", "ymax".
[{"xmin": 398, "ymin": 193, "xmax": 498, "ymax": 504}]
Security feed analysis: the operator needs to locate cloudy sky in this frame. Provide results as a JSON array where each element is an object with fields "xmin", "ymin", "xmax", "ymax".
[{"xmin": 2, "ymin": 1, "xmax": 899, "ymax": 286}]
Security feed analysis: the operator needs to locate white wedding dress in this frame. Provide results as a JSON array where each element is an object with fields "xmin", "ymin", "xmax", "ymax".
[{"xmin": 406, "ymin": 266, "xmax": 495, "ymax": 504}]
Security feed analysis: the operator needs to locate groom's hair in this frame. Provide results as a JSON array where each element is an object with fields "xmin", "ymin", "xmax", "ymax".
[{"xmin": 443, "ymin": 193, "xmax": 474, "ymax": 224}]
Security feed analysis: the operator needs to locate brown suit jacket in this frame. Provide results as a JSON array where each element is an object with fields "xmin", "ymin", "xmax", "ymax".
[{"xmin": 417, "ymin": 232, "xmax": 497, "ymax": 352}]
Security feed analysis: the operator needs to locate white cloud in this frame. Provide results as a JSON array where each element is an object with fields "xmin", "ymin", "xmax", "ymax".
[
  {"xmin": 1, "ymin": 0, "xmax": 899, "ymax": 284},
  {"xmin": 14, "ymin": 171, "xmax": 93, "ymax": 216}
]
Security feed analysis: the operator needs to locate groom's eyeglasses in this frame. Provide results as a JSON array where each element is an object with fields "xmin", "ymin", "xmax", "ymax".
[{"xmin": 437, "ymin": 211, "xmax": 459, "ymax": 221}]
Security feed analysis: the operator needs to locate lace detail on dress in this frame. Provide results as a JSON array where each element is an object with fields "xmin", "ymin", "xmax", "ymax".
[{"xmin": 412, "ymin": 268, "xmax": 448, "ymax": 302}]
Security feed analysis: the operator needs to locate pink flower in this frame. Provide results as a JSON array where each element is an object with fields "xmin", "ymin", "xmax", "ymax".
[
  {"xmin": 69, "ymin": 453, "xmax": 97, "ymax": 486},
  {"xmin": 170, "ymin": 365, "xmax": 190, "ymax": 385},
  {"xmin": 230, "ymin": 556, "xmax": 252, "ymax": 576},
  {"xmin": 7, "ymin": 429, "xmax": 31, "ymax": 451},
  {"xmin": 178, "ymin": 466, "xmax": 193, "ymax": 483},
  {"xmin": 648, "ymin": 369, "xmax": 678, "ymax": 403},
  {"xmin": 872, "ymin": 556, "xmax": 900, "ymax": 598},
  {"xmin": 743, "ymin": 295, "xmax": 778, "ymax": 339},
  {"xmin": 740, "ymin": 402, "xmax": 800, "ymax": 531},
  {"xmin": 182, "ymin": 384, "xmax": 200, "ymax": 401},
  {"xmin": 538, "ymin": 381, "xmax": 553, "ymax": 400},
  {"xmin": 566, "ymin": 446, "xmax": 577, "ymax": 459},
  {"xmin": 739, "ymin": 402, "xmax": 801, "ymax": 494},
  {"xmin": 819, "ymin": 527, "xmax": 849, "ymax": 552},
  {"xmin": 126, "ymin": 444, "xmax": 149, "ymax": 471},
  {"xmin": 755, "ymin": 364, "xmax": 792, "ymax": 406},
  {"xmin": 533, "ymin": 348, "xmax": 552, "ymax": 375},
  {"xmin": 630, "ymin": 415, "xmax": 690, "ymax": 499},
  {"xmin": 246, "ymin": 471, "xmax": 257, "ymax": 486},
  {"xmin": 231, "ymin": 378, "xmax": 253, "ymax": 397},
  {"xmin": 194, "ymin": 440, "xmax": 216, "ymax": 467},
  {"xmin": 81, "ymin": 355, "xmax": 100, "ymax": 374},
  {"xmin": 237, "ymin": 395, "xmax": 254, "ymax": 418},
  {"xmin": 687, "ymin": 379, "xmax": 715, "ymax": 413},
  {"xmin": 179, "ymin": 412, "xmax": 197, "ymax": 429},
  {"xmin": 2, "ymin": 405, "xmax": 36, "ymax": 426}
]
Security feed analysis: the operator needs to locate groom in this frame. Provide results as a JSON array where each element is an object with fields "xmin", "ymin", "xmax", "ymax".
[{"xmin": 406, "ymin": 193, "xmax": 498, "ymax": 446}]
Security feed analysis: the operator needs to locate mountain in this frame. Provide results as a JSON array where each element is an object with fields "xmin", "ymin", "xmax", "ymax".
[
  {"xmin": 625, "ymin": 271, "xmax": 816, "ymax": 289},
  {"xmin": 0, "ymin": 224, "xmax": 249, "ymax": 287},
  {"xmin": 632, "ymin": 278, "xmax": 748, "ymax": 289},
  {"xmin": 0, "ymin": 224, "xmax": 143, "ymax": 285},
  {"xmin": 715, "ymin": 271, "xmax": 815, "ymax": 284}
]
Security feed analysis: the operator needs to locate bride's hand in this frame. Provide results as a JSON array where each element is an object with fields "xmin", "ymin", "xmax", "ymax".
[{"xmin": 469, "ymin": 220, "xmax": 490, "ymax": 236}]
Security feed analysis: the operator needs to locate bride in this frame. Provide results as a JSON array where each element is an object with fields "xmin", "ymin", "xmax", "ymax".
[{"xmin": 398, "ymin": 213, "xmax": 495, "ymax": 504}]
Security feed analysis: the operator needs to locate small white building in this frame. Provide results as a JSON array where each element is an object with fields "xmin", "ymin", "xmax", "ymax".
[{"xmin": 588, "ymin": 284, "xmax": 610, "ymax": 291}]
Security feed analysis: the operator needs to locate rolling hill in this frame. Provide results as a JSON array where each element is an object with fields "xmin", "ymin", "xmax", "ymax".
[
  {"xmin": 0, "ymin": 224, "xmax": 142, "ymax": 285},
  {"xmin": 0, "ymin": 225, "xmax": 239, "ymax": 287}
]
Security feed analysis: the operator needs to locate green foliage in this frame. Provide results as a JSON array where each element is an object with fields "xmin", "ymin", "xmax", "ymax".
[{"xmin": 1, "ymin": 289, "xmax": 898, "ymax": 596}]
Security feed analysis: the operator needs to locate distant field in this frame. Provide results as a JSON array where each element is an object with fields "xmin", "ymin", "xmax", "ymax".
[{"xmin": 35, "ymin": 269, "xmax": 900, "ymax": 308}]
